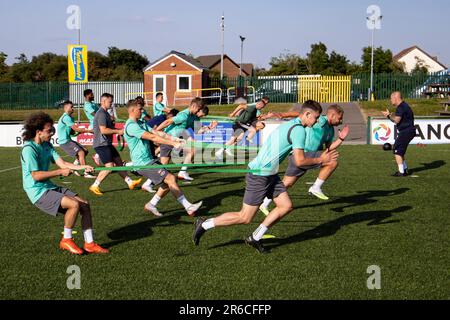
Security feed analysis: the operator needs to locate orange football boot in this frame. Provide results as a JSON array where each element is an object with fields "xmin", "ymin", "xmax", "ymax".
[
  {"xmin": 60, "ymin": 238, "xmax": 84, "ymax": 255},
  {"xmin": 83, "ymin": 242, "xmax": 110, "ymax": 254}
]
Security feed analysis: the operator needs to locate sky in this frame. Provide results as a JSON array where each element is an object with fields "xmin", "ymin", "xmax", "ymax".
[{"xmin": 1, "ymin": 0, "xmax": 449, "ymax": 69}]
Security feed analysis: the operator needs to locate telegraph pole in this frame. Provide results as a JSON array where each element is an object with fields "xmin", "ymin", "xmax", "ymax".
[{"xmin": 220, "ymin": 14, "xmax": 225, "ymax": 80}]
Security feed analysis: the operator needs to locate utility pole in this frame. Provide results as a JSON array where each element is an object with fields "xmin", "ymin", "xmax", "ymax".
[
  {"xmin": 366, "ymin": 10, "xmax": 383, "ymax": 101},
  {"xmin": 220, "ymin": 14, "xmax": 225, "ymax": 80},
  {"xmin": 239, "ymin": 35, "xmax": 246, "ymax": 76}
]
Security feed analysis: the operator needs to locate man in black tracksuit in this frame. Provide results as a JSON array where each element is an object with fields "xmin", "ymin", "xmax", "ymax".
[{"xmin": 382, "ymin": 91, "xmax": 416, "ymax": 177}]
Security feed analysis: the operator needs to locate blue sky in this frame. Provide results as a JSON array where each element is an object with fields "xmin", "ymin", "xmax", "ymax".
[{"xmin": 1, "ymin": 0, "xmax": 449, "ymax": 69}]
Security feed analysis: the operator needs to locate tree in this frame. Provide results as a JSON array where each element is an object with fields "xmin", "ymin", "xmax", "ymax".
[
  {"xmin": 267, "ymin": 53, "xmax": 308, "ymax": 75},
  {"xmin": 306, "ymin": 42, "xmax": 330, "ymax": 74},
  {"xmin": 8, "ymin": 54, "xmax": 34, "ymax": 82},
  {"xmin": 361, "ymin": 46, "xmax": 404, "ymax": 74},
  {"xmin": 411, "ymin": 57, "xmax": 429, "ymax": 74},
  {"xmin": 326, "ymin": 51, "xmax": 350, "ymax": 75},
  {"xmin": 107, "ymin": 47, "xmax": 149, "ymax": 74},
  {"xmin": 0, "ymin": 52, "xmax": 9, "ymax": 82},
  {"xmin": 88, "ymin": 51, "xmax": 112, "ymax": 81}
]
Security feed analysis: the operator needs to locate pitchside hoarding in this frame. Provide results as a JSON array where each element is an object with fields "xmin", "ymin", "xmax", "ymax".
[
  {"xmin": 0, "ymin": 121, "xmax": 261, "ymax": 148},
  {"xmin": 369, "ymin": 117, "xmax": 450, "ymax": 145}
]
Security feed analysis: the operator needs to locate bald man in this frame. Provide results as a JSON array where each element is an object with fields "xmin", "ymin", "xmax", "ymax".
[{"xmin": 382, "ymin": 92, "xmax": 416, "ymax": 177}]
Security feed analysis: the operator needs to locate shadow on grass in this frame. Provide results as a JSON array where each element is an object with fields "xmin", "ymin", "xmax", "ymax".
[
  {"xmin": 264, "ymin": 205, "xmax": 412, "ymax": 251},
  {"xmin": 103, "ymin": 211, "xmax": 191, "ymax": 248},
  {"xmin": 409, "ymin": 160, "xmax": 446, "ymax": 175},
  {"xmin": 294, "ymin": 188, "xmax": 410, "ymax": 213},
  {"xmin": 193, "ymin": 175, "xmax": 246, "ymax": 190},
  {"xmin": 208, "ymin": 206, "xmax": 412, "ymax": 252}
]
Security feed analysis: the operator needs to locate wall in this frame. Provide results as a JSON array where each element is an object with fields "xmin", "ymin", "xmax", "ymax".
[{"xmin": 398, "ymin": 49, "xmax": 446, "ymax": 73}]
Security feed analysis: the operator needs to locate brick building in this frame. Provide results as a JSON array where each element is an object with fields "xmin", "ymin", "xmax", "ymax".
[
  {"xmin": 143, "ymin": 51, "xmax": 208, "ymax": 107},
  {"xmin": 142, "ymin": 51, "xmax": 254, "ymax": 107},
  {"xmin": 196, "ymin": 54, "xmax": 254, "ymax": 77}
]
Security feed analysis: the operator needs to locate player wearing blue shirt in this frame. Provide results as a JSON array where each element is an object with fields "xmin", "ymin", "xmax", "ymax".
[{"xmin": 382, "ymin": 92, "xmax": 416, "ymax": 177}]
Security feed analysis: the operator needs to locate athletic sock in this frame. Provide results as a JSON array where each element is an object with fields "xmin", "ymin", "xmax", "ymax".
[
  {"xmin": 398, "ymin": 164, "xmax": 405, "ymax": 174},
  {"xmin": 403, "ymin": 161, "xmax": 408, "ymax": 170},
  {"xmin": 124, "ymin": 177, "xmax": 133, "ymax": 186},
  {"xmin": 313, "ymin": 178, "xmax": 325, "ymax": 190},
  {"xmin": 83, "ymin": 229, "xmax": 94, "ymax": 244},
  {"xmin": 252, "ymin": 224, "xmax": 269, "ymax": 241},
  {"xmin": 180, "ymin": 167, "xmax": 188, "ymax": 173},
  {"xmin": 150, "ymin": 195, "xmax": 161, "ymax": 207},
  {"xmin": 143, "ymin": 179, "xmax": 153, "ymax": 188},
  {"xmin": 261, "ymin": 197, "xmax": 272, "ymax": 209},
  {"xmin": 73, "ymin": 159, "xmax": 80, "ymax": 166},
  {"xmin": 177, "ymin": 195, "xmax": 192, "ymax": 210},
  {"xmin": 63, "ymin": 227, "xmax": 72, "ymax": 239},
  {"xmin": 202, "ymin": 219, "xmax": 215, "ymax": 230},
  {"xmin": 93, "ymin": 180, "xmax": 101, "ymax": 187}
]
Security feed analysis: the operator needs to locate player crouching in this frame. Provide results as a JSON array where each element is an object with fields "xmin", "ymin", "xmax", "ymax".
[{"xmin": 21, "ymin": 112, "xmax": 109, "ymax": 255}]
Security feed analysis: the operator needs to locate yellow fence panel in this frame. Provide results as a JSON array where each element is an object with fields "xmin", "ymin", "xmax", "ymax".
[{"xmin": 298, "ymin": 76, "xmax": 351, "ymax": 103}]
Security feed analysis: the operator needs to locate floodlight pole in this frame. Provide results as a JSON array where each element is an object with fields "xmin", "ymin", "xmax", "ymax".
[
  {"xmin": 370, "ymin": 24, "xmax": 374, "ymax": 101},
  {"xmin": 239, "ymin": 36, "xmax": 246, "ymax": 76},
  {"xmin": 220, "ymin": 15, "xmax": 225, "ymax": 80}
]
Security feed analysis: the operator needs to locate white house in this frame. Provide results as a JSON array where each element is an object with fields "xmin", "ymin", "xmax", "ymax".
[{"xmin": 394, "ymin": 46, "xmax": 447, "ymax": 73}]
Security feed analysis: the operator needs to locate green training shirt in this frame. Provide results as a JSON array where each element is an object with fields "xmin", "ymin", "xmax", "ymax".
[{"xmin": 21, "ymin": 141, "xmax": 60, "ymax": 204}]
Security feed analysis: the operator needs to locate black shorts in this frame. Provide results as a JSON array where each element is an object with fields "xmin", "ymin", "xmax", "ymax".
[
  {"xmin": 394, "ymin": 129, "xmax": 416, "ymax": 157},
  {"xmin": 94, "ymin": 145, "xmax": 121, "ymax": 164},
  {"xmin": 232, "ymin": 121, "xmax": 258, "ymax": 137},
  {"xmin": 243, "ymin": 173, "xmax": 287, "ymax": 206}
]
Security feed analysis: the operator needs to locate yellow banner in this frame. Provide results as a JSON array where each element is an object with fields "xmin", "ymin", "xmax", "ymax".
[{"xmin": 68, "ymin": 45, "xmax": 88, "ymax": 83}]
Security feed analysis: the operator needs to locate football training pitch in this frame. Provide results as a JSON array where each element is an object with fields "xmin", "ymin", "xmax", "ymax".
[{"xmin": 0, "ymin": 145, "xmax": 448, "ymax": 300}]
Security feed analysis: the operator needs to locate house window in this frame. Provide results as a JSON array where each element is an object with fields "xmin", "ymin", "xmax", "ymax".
[{"xmin": 177, "ymin": 75, "xmax": 191, "ymax": 91}]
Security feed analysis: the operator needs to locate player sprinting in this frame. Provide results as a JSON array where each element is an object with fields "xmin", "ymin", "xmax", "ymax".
[
  {"xmin": 83, "ymin": 89, "xmax": 101, "ymax": 166},
  {"xmin": 259, "ymin": 104, "xmax": 349, "ymax": 215},
  {"xmin": 193, "ymin": 100, "xmax": 339, "ymax": 253},
  {"xmin": 156, "ymin": 98, "xmax": 209, "ymax": 181},
  {"xmin": 57, "ymin": 100, "xmax": 96, "ymax": 179},
  {"xmin": 21, "ymin": 112, "xmax": 109, "ymax": 255},
  {"xmin": 215, "ymin": 97, "xmax": 269, "ymax": 158},
  {"xmin": 124, "ymin": 99, "xmax": 202, "ymax": 217},
  {"xmin": 89, "ymin": 93, "xmax": 142, "ymax": 196}
]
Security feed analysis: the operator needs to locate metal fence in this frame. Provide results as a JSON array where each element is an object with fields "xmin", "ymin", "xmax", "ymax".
[
  {"xmin": 351, "ymin": 70, "xmax": 450, "ymax": 100},
  {"xmin": 69, "ymin": 81, "xmax": 144, "ymax": 105},
  {"xmin": 208, "ymin": 76, "xmax": 299, "ymax": 103},
  {"xmin": 0, "ymin": 81, "xmax": 68, "ymax": 110},
  {"xmin": 1, "ymin": 72, "xmax": 449, "ymax": 110}
]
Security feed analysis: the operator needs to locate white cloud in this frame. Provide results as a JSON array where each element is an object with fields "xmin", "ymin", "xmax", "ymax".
[{"xmin": 154, "ymin": 16, "xmax": 171, "ymax": 23}]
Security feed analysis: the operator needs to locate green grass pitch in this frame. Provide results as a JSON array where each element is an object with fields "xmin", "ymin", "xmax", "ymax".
[{"xmin": 0, "ymin": 145, "xmax": 449, "ymax": 299}]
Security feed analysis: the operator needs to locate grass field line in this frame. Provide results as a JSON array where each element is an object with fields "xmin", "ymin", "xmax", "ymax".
[
  {"xmin": 0, "ymin": 166, "xmax": 21, "ymax": 173},
  {"xmin": 0, "ymin": 155, "xmax": 71, "ymax": 174}
]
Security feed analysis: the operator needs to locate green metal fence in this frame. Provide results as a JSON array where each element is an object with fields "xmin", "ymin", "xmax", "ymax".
[
  {"xmin": 208, "ymin": 76, "xmax": 299, "ymax": 103},
  {"xmin": 351, "ymin": 71, "xmax": 450, "ymax": 100},
  {"xmin": 1, "ymin": 71, "xmax": 448, "ymax": 110},
  {"xmin": 0, "ymin": 82, "xmax": 69, "ymax": 110}
]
